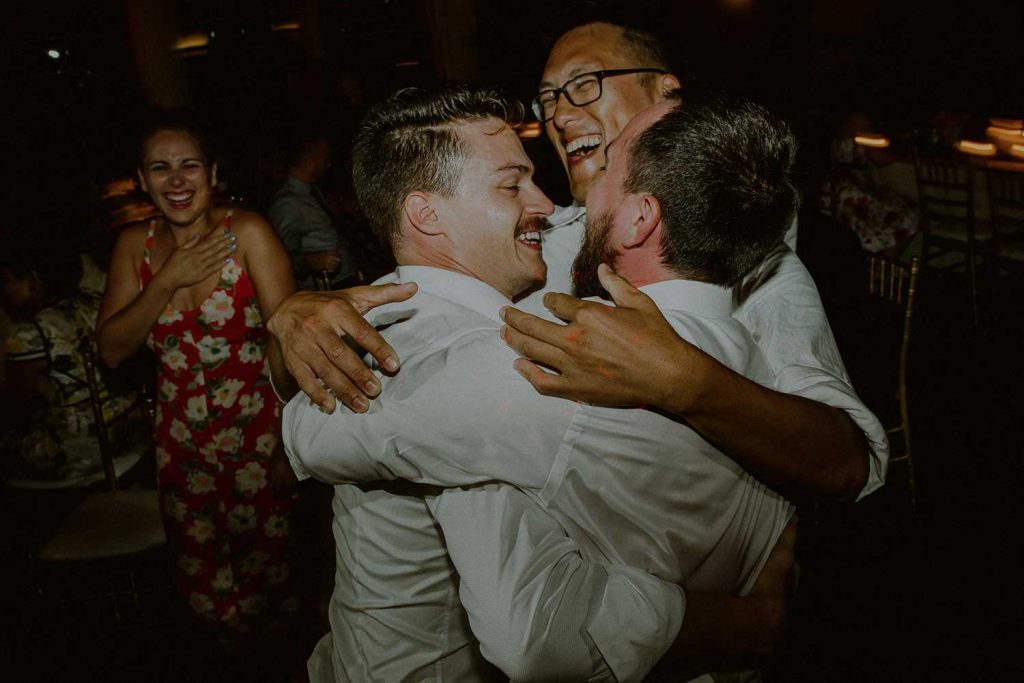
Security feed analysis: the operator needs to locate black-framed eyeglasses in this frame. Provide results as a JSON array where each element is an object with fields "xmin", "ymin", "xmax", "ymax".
[{"xmin": 531, "ymin": 68, "xmax": 667, "ymax": 123}]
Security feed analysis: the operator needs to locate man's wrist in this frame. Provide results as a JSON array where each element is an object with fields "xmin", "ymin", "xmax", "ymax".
[{"xmin": 659, "ymin": 340, "xmax": 714, "ymax": 417}]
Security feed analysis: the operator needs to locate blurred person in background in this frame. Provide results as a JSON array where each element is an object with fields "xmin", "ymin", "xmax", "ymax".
[
  {"xmin": 1, "ymin": 229, "xmax": 141, "ymax": 485},
  {"xmin": 96, "ymin": 109, "xmax": 300, "ymax": 656},
  {"xmin": 268, "ymin": 131, "xmax": 361, "ymax": 291}
]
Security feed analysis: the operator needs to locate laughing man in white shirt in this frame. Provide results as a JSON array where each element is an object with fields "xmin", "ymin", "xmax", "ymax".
[{"xmin": 283, "ymin": 86, "xmax": 801, "ymax": 681}]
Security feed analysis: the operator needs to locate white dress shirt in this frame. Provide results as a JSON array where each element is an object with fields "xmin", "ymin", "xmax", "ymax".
[
  {"xmin": 286, "ymin": 266, "xmax": 794, "ymax": 681},
  {"xmin": 522, "ymin": 206, "xmax": 889, "ymax": 499}
]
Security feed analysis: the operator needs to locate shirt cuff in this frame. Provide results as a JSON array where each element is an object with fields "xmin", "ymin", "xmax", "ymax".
[
  {"xmin": 587, "ymin": 566, "xmax": 685, "ymax": 683},
  {"xmin": 281, "ymin": 400, "xmax": 312, "ymax": 483},
  {"xmin": 777, "ymin": 364, "xmax": 890, "ymax": 500}
]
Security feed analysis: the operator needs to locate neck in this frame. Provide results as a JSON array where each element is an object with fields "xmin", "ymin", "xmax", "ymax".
[
  {"xmin": 395, "ymin": 245, "xmax": 519, "ymax": 300},
  {"xmin": 613, "ymin": 245, "xmax": 678, "ymax": 289},
  {"xmin": 289, "ymin": 166, "xmax": 317, "ymax": 185},
  {"xmin": 165, "ymin": 209, "xmax": 218, "ymax": 246}
]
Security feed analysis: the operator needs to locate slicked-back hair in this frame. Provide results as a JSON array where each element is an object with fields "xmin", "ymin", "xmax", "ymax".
[
  {"xmin": 623, "ymin": 89, "xmax": 799, "ymax": 286},
  {"xmin": 137, "ymin": 108, "xmax": 214, "ymax": 168},
  {"xmin": 352, "ymin": 86, "xmax": 524, "ymax": 251}
]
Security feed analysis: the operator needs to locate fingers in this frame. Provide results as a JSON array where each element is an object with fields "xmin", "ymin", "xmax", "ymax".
[
  {"xmin": 500, "ymin": 321, "xmax": 570, "ymax": 369},
  {"xmin": 539, "ymin": 292, "xmax": 590, "ymax": 322},
  {"xmin": 287, "ymin": 357, "xmax": 338, "ymax": 415},
  {"xmin": 511, "ymin": 358, "xmax": 570, "ymax": 398},
  {"xmin": 500, "ymin": 307, "xmax": 575, "ymax": 350},
  {"xmin": 597, "ymin": 264, "xmax": 657, "ymax": 311},
  {"xmin": 345, "ymin": 282, "xmax": 418, "ymax": 314}
]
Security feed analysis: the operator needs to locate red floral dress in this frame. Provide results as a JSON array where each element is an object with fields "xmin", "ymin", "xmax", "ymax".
[{"xmin": 140, "ymin": 213, "xmax": 296, "ymax": 633}]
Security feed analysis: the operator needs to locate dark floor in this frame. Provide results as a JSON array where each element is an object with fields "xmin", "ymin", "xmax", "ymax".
[{"xmin": 3, "ymin": 249, "xmax": 1023, "ymax": 681}]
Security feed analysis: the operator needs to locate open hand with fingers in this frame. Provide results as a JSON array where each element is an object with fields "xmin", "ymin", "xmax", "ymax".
[
  {"xmin": 158, "ymin": 228, "xmax": 236, "ymax": 290},
  {"xmin": 267, "ymin": 282, "xmax": 417, "ymax": 414},
  {"xmin": 501, "ymin": 263, "xmax": 710, "ymax": 414}
]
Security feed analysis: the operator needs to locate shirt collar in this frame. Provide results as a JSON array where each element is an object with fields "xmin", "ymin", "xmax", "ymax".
[
  {"xmin": 284, "ymin": 176, "xmax": 314, "ymax": 194},
  {"xmin": 638, "ymin": 278, "xmax": 734, "ymax": 318},
  {"xmin": 394, "ymin": 265, "xmax": 511, "ymax": 324},
  {"xmin": 548, "ymin": 203, "xmax": 587, "ymax": 230}
]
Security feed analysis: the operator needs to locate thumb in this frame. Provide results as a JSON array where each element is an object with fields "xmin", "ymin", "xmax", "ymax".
[
  {"xmin": 597, "ymin": 264, "xmax": 652, "ymax": 311},
  {"xmin": 348, "ymin": 282, "xmax": 418, "ymax": 313}
]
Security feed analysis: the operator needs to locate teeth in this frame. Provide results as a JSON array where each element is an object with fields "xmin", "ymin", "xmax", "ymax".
[
  {"xmin": 565, "ymin": 135, "xmax": 601, "ymax": 154},
  {"xmin": 166, "ymin": 193, "xmax": 192, "ymax": 202},
  {"xmin": 517, "ymin": 231, "xmax": 542, "ymax": 243}
]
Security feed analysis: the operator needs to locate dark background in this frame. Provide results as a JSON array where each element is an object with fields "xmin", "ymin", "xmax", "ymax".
[{"xmin": 3, "ymin": 1, "xmax": 1023, "ymax": 680}]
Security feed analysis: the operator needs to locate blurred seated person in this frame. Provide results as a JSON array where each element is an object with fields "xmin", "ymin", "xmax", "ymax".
[
  {"xmin": 822, "ymin": 111, "xmax": 919, "ymax": 256},
  {"xmin": 1, "ymin": 234, "xmax": 142, "ymax": 484},
  {"xmin": 268, "ymin": 133, "xmax": 361, "ymax": 290}
]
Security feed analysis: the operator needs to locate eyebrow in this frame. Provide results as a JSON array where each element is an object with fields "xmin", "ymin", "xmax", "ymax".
[
  {"xmin": 539, "ymin": 65, "xmax": 597, "ymax": 90},
  {"xmin": 494, "ymin": 163, "xmax": 531, "ymax": 175}
]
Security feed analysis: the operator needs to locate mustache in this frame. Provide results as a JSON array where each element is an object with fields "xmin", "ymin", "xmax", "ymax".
[{"xmin": 516, "ymin": 215, "xmax": 551, "ymax": 234}]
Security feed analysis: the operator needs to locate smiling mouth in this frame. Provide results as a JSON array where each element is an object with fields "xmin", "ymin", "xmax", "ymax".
[
  {"xmin": 516, "ymin": 231, "xmax": 543, "ymax": 250},
  {"xmin": 564, "ymin": 134, "xmax": 602, "ymax": 161},
  {"xmin": 164, "ymin": 191, "xmax": 194, "ymax": 209}
]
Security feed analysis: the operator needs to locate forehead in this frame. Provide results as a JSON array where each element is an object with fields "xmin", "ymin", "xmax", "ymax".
[
  {"xmin": 143, "ymin": 129, "xmax": 203, "ymax": 159},
  {"xmin": 541, "ymin": 25, "xmax": 630, "ymax": 86},
  {"xmin": 458, "ymin": 118, "xmax": 531, "ymax": 170}
]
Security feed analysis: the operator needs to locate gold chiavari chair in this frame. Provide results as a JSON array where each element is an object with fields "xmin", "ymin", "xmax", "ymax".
[
  {"xmin": 866, "ymin": 256, "xmax": 920, "ymax": 505},
  {"xmin": 913, "ymin": 156, "xmax": 987, "ymax": 325}
]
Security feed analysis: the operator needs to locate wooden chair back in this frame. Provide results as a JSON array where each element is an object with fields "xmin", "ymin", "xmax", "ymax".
[{"xmin": 986, "ymin": 169, "xmax": 1024, "ymax": 266}]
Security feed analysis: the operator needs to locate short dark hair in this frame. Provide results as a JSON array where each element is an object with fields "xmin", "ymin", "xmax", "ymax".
[
  {"xmin": 568, "ymin": 21, "xmax": 672, "ymax": 87},
  {"xmin": 137, "ymin": 108, "xmax": 214, "ymax": 168},
  {"xmin": 352, "ymin": 86, "xmax": 524, "ymax": 251},
  {"xmin": 623, "ymin": 89, "xmax": 799, "ymax": 286}
]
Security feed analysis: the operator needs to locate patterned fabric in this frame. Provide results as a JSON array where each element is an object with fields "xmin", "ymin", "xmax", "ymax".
[
  {"xmin": 823, "ymin": 137, "xmax": 920, "ymax": 253},
  {"xmin": 2, "ymin": 295, "xmax": 139, "ymax": 482},
  {"xmin": 140, "ymin": 214, "xmax": 296, "ymax": 633}
]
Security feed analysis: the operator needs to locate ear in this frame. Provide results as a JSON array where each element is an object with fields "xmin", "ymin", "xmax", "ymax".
[
  {"xmin": 657, "ymin": 73, "xmax": 682, "ymax": 97},
  {"xmin": 403, "ymin": 192, "xmax": 443, "ymax": 236},
  {"xmin": 621, "ymin": 194, "xmax": 663, "ymax": 249},
  {"xmin": 136, "ymin": 167, "xmax": 149, "ymax": 194},
  {"xmin": 210, "ymin": 162, "xmax": 218, "ymax": 188}
]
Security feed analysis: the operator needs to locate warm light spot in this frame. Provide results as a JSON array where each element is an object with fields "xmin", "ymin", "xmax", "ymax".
[
  {"xmin": 989, "ymin": 118, "xmax": 1023, "ymax": 131},
  {"xmin": 395, "ymin": 60, "xmax": 421, "ymax": 68},
  {"xmin": 955, "ymin": 140, "xmax": 997, "ymax": 157},
  {"xmin": 173, "ymin": 33, "xmax": 210, "ymax": 51},
  {"xmin": 47, "ymin": 49, "xmax": 61, "ymax": 60},
  {"xmin": 271, "ymin": 22, "xmax": 301, "ymax": 32},
  {"xmin": 1009, "ymin": 144, "xmax": 1024, "ymax": 160},
  {"xmin": 717, "ymin": 0, "xmax": 755, "ymax": 12},
  {"xmin": 854, "ymin": 134, "xmax": 890, "ymax": 148},
  {"xmin": 516, "ymin": 121, "xmax": 543, "ymax": 139}
]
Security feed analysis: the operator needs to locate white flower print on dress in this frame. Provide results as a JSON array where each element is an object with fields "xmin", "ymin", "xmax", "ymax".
[
  {"xmin": 240, "ymin": 550, "xmax": 270, "ymax": 576},
  {"xmin": 238, "ymin": 340, "xmax": 264, "ymax": 364},
  {"xmin": 244, "ymin": 303, "xmax": 263, "ymax": 329},
  {"xmin": 188, "ymin": 592, "xmax": 215, "ymax": 615},
  {"xmin": 163, "ymin": 348, "xmax": 188, "ymax": 371},
  {"xmin": 239, "ymin": 594, "xmax": 267, "ymax": 615},
  {"xmin": 264, "ymin": 514, "xmax": 289, "ymax": 538},
  {"xmin": 169, "ymin": 418, "xmax": 191, "ymax": 445},
  {"xmin": 185, "ymin": 395, "xmax": 208, "ymax": 423},
  {"xmin": 199, "ymin": 442, "xmax": 219, "ymax": 465},
  {"xmin": 186, "ymin": 518, "xmax": 216, "ymax": 543},
  {"xmin": 212, "ymin": 379, "xmax": 245, "ymax": 409},
  {"xmin": 188, "ymin": 470, "xmax": 217, "ymax": 495},
  {"xmin": 227, "ymin": 504, "xmax": 258, "ymax": 533},
  {"xmin": 211, "ymin": 566, "xmax": 234, "ymax": 592},
  {"xmin": 197, "ymin": 335, "xmax": 230, "ymax": 365},
  {"xmin": 159, "ymin": 378, "xmax": 178, "ymax": 402},
  {"xmin": 223, "ymin": 259, "xmax": 242, "ymax": 283},
  {"xmin": 164, "ymin": 494, "xmax": 188, "ymax": 522},
  {"xmin": 158, "ymin": 305, "xmax": 183, "ymax": 325},
  {"xmin": 212, "ymin": 427, "xmax": 243, "ymax": 455},
  {"xmin": 238, "ymin": 392, "xmax": 264, "ymax": 417},
  {"xmin": 156, "ymin": 446, "xmax": 172, "ymax": 471},
  {"xmin": 236, "ymin": 462, "xmax": 267, "ymax": 495},
  {"xmin": 254, "ymin": 432, "xmax": 277, "ymax": 456},
  {"xmin": 265, "ymin": 564, "xmax": 289, "ymax": 585},
  {"xmin": 177, "ymin": 554, "xmax": 202, "ymax": 576},
  {"xmin": 201, "ymin": 290, "xmax": 236, "ymax": 327}
]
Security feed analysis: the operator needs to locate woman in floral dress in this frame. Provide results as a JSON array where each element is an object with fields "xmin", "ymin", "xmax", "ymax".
[{"xmin": 96, "ymin": 112, "xmax": 298, "ymax": 638}]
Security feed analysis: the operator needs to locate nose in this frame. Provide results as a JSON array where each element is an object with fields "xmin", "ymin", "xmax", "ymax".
[
  {"xmin": 550, "ymin": 91, "xmax": 582, "ymax": 132},
  {"xmin": 527, "ymin": 184, "xmax": 555, "ymax": 217}
]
